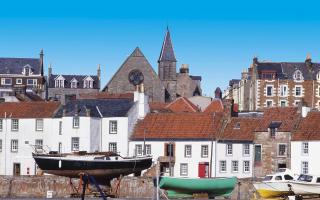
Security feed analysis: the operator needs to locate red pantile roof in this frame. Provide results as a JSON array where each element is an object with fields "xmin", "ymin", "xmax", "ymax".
[
  {"xmin": 255, "ymin": 107, "xmax": 299, "ymax": 132},
  {"xmin": 221, "ymin": 117, "xmax": 260, "ymax": 141},
  {"xmin": 0, "ymin": 102, "xmax": 60, "ymax": 118},
  {"xmin": 149, "ymin": 102, "xmax": 169, "ymax": 112},
  {"xmin": 165, "ymin": 97, "xmax": 199, "ymax": 113},
  {"xmin": 293, "ymin": 111, "xmax": 320, "ymax": 141},
  {"xmin": 132, "ymin": 112, "xmax": 223, "ymax": 139},
  {"xmin": 203, "ymin": 99, "xmax": 224, "ymax": 113},
  {"xmin": 79, "ymin": 92, "xmax": 134, "ymax": 100}
]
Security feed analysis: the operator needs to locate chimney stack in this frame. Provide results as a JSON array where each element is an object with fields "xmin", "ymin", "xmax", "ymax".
[
  {"xmin": 97, "ymin": 64, "xmax": 101, "ymax": 80},
  {"xmin": 40, "ymin": 49, "xmax": 44, "ymax": 76},
  {"xmin": 48, "ymin": 63, "xmax": 52, "ymax": 78},
  {"xmin": 179, "ymin": 64, "xmax": 189, "ymax": 74}
]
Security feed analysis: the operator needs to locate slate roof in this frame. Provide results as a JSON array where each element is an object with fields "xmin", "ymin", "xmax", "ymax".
[
  {"xmin": 0, "ymin": 102, "xmax": 60, "ymax": 118},
  {"xmin": 229, "ymin": 79, "xmax": 240, "ymax": 86},
  {"xmin": 256, "ymin": 60, "xmax": 320, "ymax": 80},
  {"xmin": 0, "ymin": 58, "xmax": 41, "ymax": 75},
  {"xmin": 131, "ymin": 113, "xmax": 224, "ymax": 140},
  {"xmin": 54, "ymin": 99, "xmax": 134, "ymax": 118},
  {"xmin": 190, "ymin": 75, "xmax": 202, "ymax": 81},
  {"xmin": 48, "ymin": 74, "xmax": 100, "ymax": 89},
  {"xmin": 293, "ymin": 111, "xmax": 320, "ymax": 141},
  {"xmin": 158, "ymin": 29, "xmax": 177, "ymax": 62},
  {"xmin": 79, "ymin": 92, "xmax": 134, "ymax": 100}
]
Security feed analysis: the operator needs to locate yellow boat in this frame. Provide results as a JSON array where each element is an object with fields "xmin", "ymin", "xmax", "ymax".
[{"xmin": 253, "ymin": 169, "xmax": 296, "ymax": 198}]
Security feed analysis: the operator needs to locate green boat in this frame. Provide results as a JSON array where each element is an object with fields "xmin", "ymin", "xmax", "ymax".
[{"xmin": 158, "ymin": 176, "xmax": 237, "ymax": 198}]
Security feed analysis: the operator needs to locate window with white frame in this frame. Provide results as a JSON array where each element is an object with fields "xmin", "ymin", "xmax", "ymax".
[
  {"xmin": 243, "ymin": 161, "xmax": 250, "ymax": 173},
  {"xmin": 35, "ymin": 119, "xmax": 43, "ymax": 131},
  {"xmin": 35, "ymin": 139, "xmax": 43, "ymax": 150},
  {"xmin": 59, "ymin": 121, "xmax": 62, "ymax": 135},
  {"xmin": 109, "ymin": 142, "xmax": 117, "ymax": 153},
  {"xmin": 11, "ymin": 140, "xmax": 18, "ymax": 152},
  {"xmin": 280, "ymin": 85, "xmax": 288, "ymax": 97},
  {"xmin": 180, "ymin": 163, "xmax": 188, "ymax": 176},
  {"xmin": 266, "ymin": 86, "xmax": 273, "ymax": 96},
  {"xmin": 201, "ymin": 145, "xmax": 209, "ymax": 158},
  {"xmin": 11, "ymin": 119, "xmax": 19, "ymax": 131},
  {"xmin": 295, "ymin": 86, "xmax": 302, "ymax": 96},
  {"xmin": 243, "ymin": 144, "xmax": 250, "ymax": 156},
  {"xmin": 135, "ymin": 144, "xmax": 142, "ymax": 156},
  {"xmin": 302, "ymin": 161, "xmax": 309, "ymax": 174},
  {"xmin": 266, "ymin": 100, "xmax": 273, "ymax": 107},
  {"xmin": 226, "ymin": 144, "xmax": 233, "ymax": 156},
  {"xmin": 302, "ymin": 142, "xmax": 309, "ymax": 155},
  {"xmin": 71, "ymin": 137, "xmax": 79, "ymax": 151},
  {"xmin": 280, "ymin": 100, "xmax": 287, "ymax": 107},
  {"xmin": 70, "ymin": 79, "xmax": 78, "ymax": 88},
  {"xmin": 184, "ymin": 145, "xmax": 192, "ymax": 157},
  {"xmin": 231, "ymin": 161, "xmax": 239, "ymax": 173},
  {"xmin": 73, "ymin": 117, "xmax": 79, "ymax": 128},
  {"xmin": 0, "ymin": 119, "xmax": 2, "ymax": 131},
  {"xmin": 293, "ymin": 70, "xmax": 303, "ymax": 81},
  {"xmin": 24, "ymin": 66, "xmax": 30, "ymax": 75},
  {"xmin": 83, "ymin": 77, "xmax": 94, "ymax": 89},
  {"xmin": 219, "ymin": 160, "xmax": 227, "ymax": 172},
  {"xmin": 1, "ymin": 78, "xmax": 12, "ymax": 85},
  {"xmin": 109, "ymin": 120, "xmax": 117, "ymax": 134},
  {"xmin": 27, "ymin": 79, "xmax": 37, "ymax": 86},
  {"xmin": 278, "ymin": 144, "xmax": 287, "ymax": 157},
  {"xmin": 55, "ymin": 78, "xmax": 65, "ymax": 88},
  {"xmin": 16, "ymin": 78, "xmax": 22, "ymax": 85},
  {"xmin": 0, "ymin": 139, "xmax": 2, "ymax": 152},
  {"xmin": 146, "ymin": 144, "xmax": 151, "ymax": 155}
]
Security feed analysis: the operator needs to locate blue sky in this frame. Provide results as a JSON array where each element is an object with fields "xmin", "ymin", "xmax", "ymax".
[{"xmin": 1, "ymin": 0, "xmax": 320, "ymax": 96}]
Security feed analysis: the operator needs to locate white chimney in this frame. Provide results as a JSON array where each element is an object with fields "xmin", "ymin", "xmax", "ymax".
[{"xmin": 134, "ymin": 84, "xmax": 149, "ymax": 119}]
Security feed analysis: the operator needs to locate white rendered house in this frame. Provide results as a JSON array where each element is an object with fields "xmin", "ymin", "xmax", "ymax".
[{"xmin": 0, "ymin": 90, "xmax": 148, "ymax": 175}]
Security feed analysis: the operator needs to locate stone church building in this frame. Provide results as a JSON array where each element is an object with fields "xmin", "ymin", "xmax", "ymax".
[{"xmin": 102, "ymin": 29, "xmax": 202, "ymax": 102}]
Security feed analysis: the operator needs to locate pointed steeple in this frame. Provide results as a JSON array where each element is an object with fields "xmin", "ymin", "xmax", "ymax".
[{"xmin": 158, "ymin": 28, "xmax": 176, "ymax": 62}]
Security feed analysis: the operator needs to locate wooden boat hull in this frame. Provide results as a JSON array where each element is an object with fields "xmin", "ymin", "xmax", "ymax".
[
  {"xmin": 253, "ymin": 182, "xmax": 292, "ymax": 198},
  {"xmin": 158, "ymin": 176, "xmax": 237, "ymax": 198},
  {"xmin": 33, "ymin": 155, "xmax": 152, "ymax": 179}
]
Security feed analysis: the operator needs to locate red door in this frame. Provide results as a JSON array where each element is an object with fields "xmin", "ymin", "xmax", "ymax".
[{"xmin": 198, "ymin": 162, "xmax": 209, "ymax": 178}]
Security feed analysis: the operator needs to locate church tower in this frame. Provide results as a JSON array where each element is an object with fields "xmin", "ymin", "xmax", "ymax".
[{"xmin": 158, "ymin": 28, "xmax": 177, "ymax": 102}]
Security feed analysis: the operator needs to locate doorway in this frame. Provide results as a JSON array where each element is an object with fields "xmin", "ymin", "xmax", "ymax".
[
  {"xmin": 198, "ymin": 162, "xmax": 209, "ymax": 178},
  {"xmin": 13, "ymin": 163, "xmax": 21, "ymax": 176},
  {"xmin": 254, "ymin": 145, "xmax": 262, "ymax": 166}
]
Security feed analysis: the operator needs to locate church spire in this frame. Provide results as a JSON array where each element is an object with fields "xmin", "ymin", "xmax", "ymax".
[{"xmin": 158, "ymin": 28, "xmax": 176, "ymax": 62}]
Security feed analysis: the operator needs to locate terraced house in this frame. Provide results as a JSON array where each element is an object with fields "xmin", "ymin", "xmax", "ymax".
[
  {"xmin": 0, "ymin": 89, "xmax": 148, "ymax": 175},
  {"xmin": 0, "ymin": 50, "xmax": 46, "ymax": 100},
  {"xmin": 227, "ymin": 55, "xmax": 320, "ymax": 111}
]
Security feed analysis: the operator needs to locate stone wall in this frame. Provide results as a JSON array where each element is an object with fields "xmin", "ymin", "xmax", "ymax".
[
  {"xmin": 0, "ymin": 175, "xmax": 258, "ymax": 199},
  {"xmin": 0, "ymin": 176, "xmax": 78, "ymax": 198}
]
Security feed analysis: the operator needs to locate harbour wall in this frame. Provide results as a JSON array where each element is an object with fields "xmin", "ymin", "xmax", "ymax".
[{"xmin": 0, "ymin": 175, "xmax": 257, "ymax": 199}]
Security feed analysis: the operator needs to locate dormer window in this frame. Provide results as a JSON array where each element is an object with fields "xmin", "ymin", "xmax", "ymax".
[
  {"xmin": 54, "ymin": 75, "xmax": 65, "ymax": 88},
  {"xmin": 22, "ymin": 65, "xmax": 32, "ymax": 76},
  {"xmin": 83, "ymin": 76, "xmax": 94, "ymax": 89},
  {"xmin": 293, "ymin": 70, "xmax": 303, "ymax": 81},
  {"xmin": 70, "ymin": 78, "xmax": 78, "ymax": 89},
  {"xmin": 317, "ymin": 71, "xmax": 320, "ymax": 81}
]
